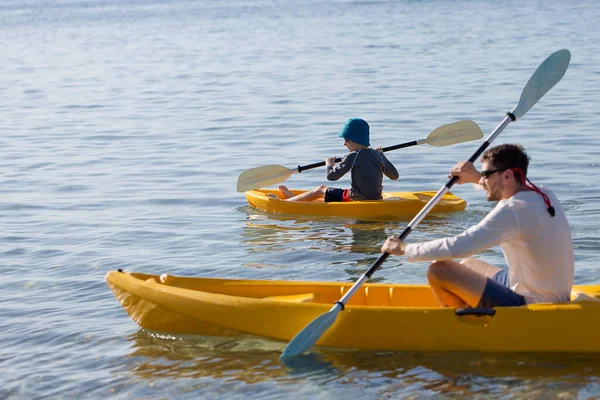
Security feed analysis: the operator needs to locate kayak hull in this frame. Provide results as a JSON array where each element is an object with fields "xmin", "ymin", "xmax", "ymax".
[
  {"xmin": 245, "ymin": 189, "xmax": 466, "ymax": 217},
  {"xmin": 106, "ymin": 271, "xmax": 600, "ymax": 353}
]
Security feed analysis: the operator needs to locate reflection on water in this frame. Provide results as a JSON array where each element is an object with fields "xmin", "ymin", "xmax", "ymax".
[
  {"xmin": 239, "ymin": 207, "xmax": 475, "ymax": 282},
  {"xmin": 126, "ymin": 332, "xmax": 286, "ymax": 382},
  {"xmin": 125, "ymin": 331, "xmax": 338, "ymax": 383},
  {"xmin": 126, "ymin": 330, "xmax": 600, "ymax": 398}
]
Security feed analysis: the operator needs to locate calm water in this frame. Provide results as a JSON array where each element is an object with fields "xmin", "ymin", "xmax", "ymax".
[{"xmin": 2, "ymin": 0, "xmax": 600, "ymax": 398}]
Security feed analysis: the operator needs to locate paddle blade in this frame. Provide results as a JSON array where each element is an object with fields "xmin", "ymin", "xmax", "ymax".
[
  {"xmin": 280, "ymin": 304, "xmax": 342, "ymax": 359},
  {"xmin": 511, "ymin": 49, "xmax": 571, "ymax": 119},
  {"xmin": 236, "ymin": 164, "xmax": 296, "ymax": 192},
  {"xmin": 423, "ymin": 120, "xmax": 484, "ymax": 147}
]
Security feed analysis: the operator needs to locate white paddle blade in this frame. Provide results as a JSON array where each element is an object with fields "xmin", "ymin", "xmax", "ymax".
[
  {"xmin": 423, "ymin": 120, "xmax": 484, "ymax": 146},
  {"xmin": 236, "ymin": 165, "xmax": 296, "ymax": 192},
  {"xmin": 511, "ymin": 49, "xmax": 571, "ymax": 119},
  {"xmin": 280, "ymin": 305, "xmax": 342, "ymax": 359}
]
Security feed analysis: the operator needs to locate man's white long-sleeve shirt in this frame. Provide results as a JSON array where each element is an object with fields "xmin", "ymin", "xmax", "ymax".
[{"xmin": 404, "ymin": 188, "xmax": 574, "ymax": 304}]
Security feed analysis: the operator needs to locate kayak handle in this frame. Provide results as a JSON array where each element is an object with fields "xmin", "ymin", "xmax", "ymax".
[{"xmin": 455, "ymin": 308, "xmax": 496, "ymax": 317}]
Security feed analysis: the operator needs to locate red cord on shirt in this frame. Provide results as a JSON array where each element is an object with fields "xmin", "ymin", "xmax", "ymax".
[{"xmin": 511, "ymin": 168, "xmax": 555, "ymax": 217}]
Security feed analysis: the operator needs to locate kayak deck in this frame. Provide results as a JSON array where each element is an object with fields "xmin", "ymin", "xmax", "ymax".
[
  {"xmin": 245, "ymin": 189, "xmax": 467, "ymax": 217},
  {"xmin": 106, "ymin": 271, "xmax": 600, "ymax": 353}
]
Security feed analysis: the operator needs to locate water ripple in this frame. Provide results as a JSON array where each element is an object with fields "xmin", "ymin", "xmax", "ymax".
[{"xmin": 2, "ymin": 0, "xmax": 600, "ymax": 398}]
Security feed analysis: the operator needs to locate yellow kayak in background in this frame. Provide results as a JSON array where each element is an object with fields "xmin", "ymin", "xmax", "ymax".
[
  {"xmin": 106, "ymin": 271, "xmax": 600, "ymax": 353},
  {"xmin": 244, "ymin": 189, "xmax": 467, "ymax": 217}
]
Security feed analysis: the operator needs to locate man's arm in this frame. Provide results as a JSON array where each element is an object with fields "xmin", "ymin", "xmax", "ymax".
[
  {"xmin": 382, "ymin": 203, "xmax": 520, "ymax": 261},
  {"xmin": 404, "ymin": 205, "xmax": 520, "ymax": 261}
]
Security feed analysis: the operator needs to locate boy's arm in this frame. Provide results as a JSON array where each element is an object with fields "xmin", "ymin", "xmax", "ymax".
[
  {"xmin": 382, "ymin": 154, "xmax": 399, "ymax": 180},
  {"xmin": 326, "ymin": 153, "xmax": 355, "ymax": 181},
  {"xmin": 375, "ymin": 148, "xmax": 399, "ymax": 180}
]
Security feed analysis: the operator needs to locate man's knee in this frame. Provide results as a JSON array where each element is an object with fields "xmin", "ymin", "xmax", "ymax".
[
  {"xmin": 459, "ymin": 257, "xmax": 500, "ymax": 278},
  {"xmin": 427, "ymin": 260, "xmax": 453, "ymax": 283}
]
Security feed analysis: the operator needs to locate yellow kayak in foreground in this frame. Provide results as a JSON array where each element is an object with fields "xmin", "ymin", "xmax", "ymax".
[
  {"xmin": 106, "ymin": 271, "xmax": 600, "ymax": 353},
  {"xmin": 245, "ymin": 189, "xmax": 466, "ymax": 217}
]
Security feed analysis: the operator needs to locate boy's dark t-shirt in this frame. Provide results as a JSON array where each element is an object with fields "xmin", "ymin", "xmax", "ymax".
[{"xmin": 326, "ymin": 148, "xmax": 399, "ymax": 201}]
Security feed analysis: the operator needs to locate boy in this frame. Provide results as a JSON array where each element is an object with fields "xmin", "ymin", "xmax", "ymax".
[{"xmin": 277, "ymin": 118, "xmax": 399, "ymax": 202}]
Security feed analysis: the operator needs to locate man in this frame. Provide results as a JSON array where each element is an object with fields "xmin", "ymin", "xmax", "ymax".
[{"xmin": 381, "ymin": 144, "xmax": 574, "ymax": 308}]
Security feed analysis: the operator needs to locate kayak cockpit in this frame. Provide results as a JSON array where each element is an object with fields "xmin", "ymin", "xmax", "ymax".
[
  {"xmin": 131, "ymin": 272, "xmax": 441, "ymax": 307},
  {"xmin": 120, "ymin": 271, "xmax": 600, "ymax": 308}
]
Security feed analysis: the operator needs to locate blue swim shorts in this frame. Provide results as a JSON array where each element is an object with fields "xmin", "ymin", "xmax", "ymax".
[{"xmin": 478, "ymin": 269, "xmax": 526, "ymax": 308}]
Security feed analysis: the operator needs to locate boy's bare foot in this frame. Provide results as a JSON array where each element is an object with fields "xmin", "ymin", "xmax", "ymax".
[{"xmin": 278, "ymin": 185, "xmax": 295, "ymax": 199}]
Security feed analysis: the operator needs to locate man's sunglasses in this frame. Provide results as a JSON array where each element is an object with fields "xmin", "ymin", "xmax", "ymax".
[{"xmin": 480, "ymin": 169, "xmax": 506, "ymax": 179}]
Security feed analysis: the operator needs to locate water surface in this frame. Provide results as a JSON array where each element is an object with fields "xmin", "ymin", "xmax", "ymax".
[{"xmin": 2, "ymin": 0, "xmax": 600, "ymax": 398}]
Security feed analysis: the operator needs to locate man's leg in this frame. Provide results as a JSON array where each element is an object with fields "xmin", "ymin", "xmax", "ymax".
[
  {"xmin": 460, "ymin": 257, "xmax": 502, "ymax": 278},
  {"xmin": 426, "ymin": 259, "xmax": 493, "ymax": 308},
  {"xmin": 283, "ymin": 185, "xmax": 327, "ymax": 202}
]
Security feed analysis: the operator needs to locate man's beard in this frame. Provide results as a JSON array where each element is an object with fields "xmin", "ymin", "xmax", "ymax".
[{"xmin": 485, "ymin": 187, "xmax": 501, "ymax": 201}]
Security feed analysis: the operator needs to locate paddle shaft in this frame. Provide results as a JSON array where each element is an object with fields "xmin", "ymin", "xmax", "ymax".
[
  {"xmin": 335, "ymin": 113, "xmax": 515, "ymax": 307},
  {"xmin": 297, "ymin": 141, "xmax": 418, "ymax": 172}
]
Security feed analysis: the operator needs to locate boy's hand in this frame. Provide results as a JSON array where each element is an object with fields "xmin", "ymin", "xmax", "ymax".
[
  {"xmin": 374, "ymin": 146, "xmax": 383, "ymax": 153},
  {"xmin": 325, "ymin": 157, "xmax": 336, "ymax": 167}
]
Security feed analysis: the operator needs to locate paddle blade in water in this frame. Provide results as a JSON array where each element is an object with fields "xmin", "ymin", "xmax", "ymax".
[
  {"xmin": 280, "ymin": 305, "xmax": 342, "ymax": 359},
  {"xmin": 424, "ymin": 120, "xmax": 484, "ymax": 146},
  {"xmin": 511, "ymin": 49, "xmax": 571, "ymax": 119},
  {"xmin": 236, "ymin": 164, "xmax": 296, "ymax": 192}
]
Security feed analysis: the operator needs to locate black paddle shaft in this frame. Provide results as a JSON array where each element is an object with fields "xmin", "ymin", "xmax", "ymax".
[{"xmin": 297, "ymin": 141, "xmax": 419, "ymax": 173}]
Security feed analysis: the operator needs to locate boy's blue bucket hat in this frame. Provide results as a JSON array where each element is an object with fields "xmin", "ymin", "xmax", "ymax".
[{"xmin": 338, "ymin": 118, "xmax": 370, "ymax": 146}]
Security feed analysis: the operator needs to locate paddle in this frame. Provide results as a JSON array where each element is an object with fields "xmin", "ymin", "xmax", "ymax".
[
  {"xmin": 280, "ymin": 49, "xmax": 571, "ymax": 359},
  {"xmin": 236, "ymin": 120, "xmax": 483, "ymax": 193}
]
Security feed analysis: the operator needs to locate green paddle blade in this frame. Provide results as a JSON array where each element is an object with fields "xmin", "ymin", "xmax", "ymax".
[
  {"xmin": 236, "ymin": 164, "xmax": 296, "ymax": 193},
  {"xmin": 511, "ymin": 49, "xmax": 571, "ymax": 119},
  {"xmin": 422, "ymin": 120, "xmax": 484, "ymax": 146},
  {"xmin": 280, "ymin": 304, "xmax": 342, "ymax": 359}
]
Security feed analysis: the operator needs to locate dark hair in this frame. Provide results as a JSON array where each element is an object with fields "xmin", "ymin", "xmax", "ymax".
[{"xmin": 481, "ymin": 144, "xmax": 530, "ymax": 178}]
